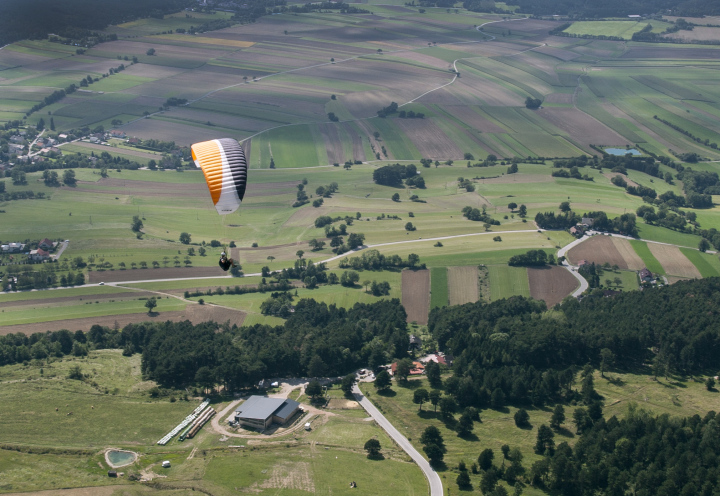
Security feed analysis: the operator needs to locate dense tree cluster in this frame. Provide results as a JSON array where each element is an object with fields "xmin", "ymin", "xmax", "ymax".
[
  {"xmin": 528, "ymin": 406, "xmax": 720, "ymax": 495},
  {"xmin": 428, "ymin": 278, "xmax": 720, "ymax": 411},
  {"xmin": 535, "ymin": 210, "xmax": 637, "ymax": 236},
  {"xmin": 508, "ymin": 249, "xmax": 554, "ymax": 267},
  {"xmin": 461, "ymin": 205, "xmax": 500, "ymax": 225},
  {"xmin": 338, "ymin": 249, "xmax": 424, "ymax": 270},
  {"xmin": 372, "ymin": 163, "xmax": 423, "ymax": 188}
]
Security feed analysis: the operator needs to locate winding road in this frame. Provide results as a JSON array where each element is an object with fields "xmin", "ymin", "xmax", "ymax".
[{"xmin": 352, "ymin": 383, "xmax": 443, "ymax": 496}]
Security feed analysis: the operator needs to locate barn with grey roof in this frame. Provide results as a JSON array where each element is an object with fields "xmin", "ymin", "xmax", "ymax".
[{"xmin": 234, "ymin": 396, "xmax": 301, "ymax": 430}]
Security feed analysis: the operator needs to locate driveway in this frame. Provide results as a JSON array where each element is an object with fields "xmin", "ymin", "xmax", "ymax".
[{"xmin": 352, "ymin": 383, "xmax": 443, "ymax": 496}]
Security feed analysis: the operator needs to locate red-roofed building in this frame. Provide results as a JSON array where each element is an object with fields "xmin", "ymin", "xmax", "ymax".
[{"xmin": 39, "ymin": 238, "xmax": 54, "ymax": 250}]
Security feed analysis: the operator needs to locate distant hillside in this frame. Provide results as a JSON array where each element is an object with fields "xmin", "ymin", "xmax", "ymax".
[
  {"xmin": 0, "ymin": 0, "xmax": 192, "ymax": 46},
  {"xmin": 511, "ymin": 0, "xmax": 720, "ymax": 17}
]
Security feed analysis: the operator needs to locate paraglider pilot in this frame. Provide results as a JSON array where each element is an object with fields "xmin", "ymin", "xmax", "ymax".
[{"xmin": 218, "ymin": 251, "xmax": 237, "ymax": 272}]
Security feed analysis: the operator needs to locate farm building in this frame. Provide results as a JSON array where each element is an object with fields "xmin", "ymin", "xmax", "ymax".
[
  {"xmin": 409, "ymin": 335, "xmax": 422, "ymax": 351},
  {"xmin": 639, "ymin": 268, "xmax": 653, "ymax": 282},
  {"xmin": 581, "ymin": 218, "xmax": 594, "ymax": 227},
  {"xmin": 38, "ymin": 238, "xmax": 55, "ymax": 251},
  {"xmin": 234, "ymin": 396, "xmax": 300, "ymax": 430}
]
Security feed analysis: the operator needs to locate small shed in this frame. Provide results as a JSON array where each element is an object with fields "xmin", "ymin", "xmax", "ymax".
[
  {"xmin": 108, "ymin": 470, "xmax": 117, "ymax": 477},
  {"xmin": 161, "ymin": 461, "xmax": 171, "ymax": 468},
  {"xmin": 305, "ymin": 422, "xmax": 312, "ymax": 431}
]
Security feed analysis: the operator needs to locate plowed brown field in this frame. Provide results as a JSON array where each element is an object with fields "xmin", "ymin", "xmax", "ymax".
[
  {"xmin": 567, "ymin": 235, "xmax": 629, "ymax": 268},
  {"xmin": 528, "ymin": 266, "xmax": 578, "ymax": 307},
  {"xmin": 402, "ymin": 269, "xmax": 430, "ymax": 324},
  {"xmin": 611, "ymin": 237, "xmax": 645, "ymax": 270},
  {"xmin": 648, "ymin": 244, "xmax": 701, "ymax": 278},
  {"xmin": 447, "ymin": 266, "xmax": 478, "ymax": 306},
  {"xmin": 0, "ymin": 304, "xmax": 246, "ymax": 336}
]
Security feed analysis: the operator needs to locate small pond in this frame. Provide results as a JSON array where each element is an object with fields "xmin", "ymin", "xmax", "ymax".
[
  {"xmin": 107, "ymin": 450, "xmax": 137, "ymax": 467},
  {"xmin": 605, "ymin": 148, "xmax": 641, "ymax": 156}
]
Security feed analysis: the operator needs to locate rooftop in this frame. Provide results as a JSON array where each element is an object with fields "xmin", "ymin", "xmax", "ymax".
[{"xmin": 235, "ymin": 396, "xmax": 285, "ymax": 420}]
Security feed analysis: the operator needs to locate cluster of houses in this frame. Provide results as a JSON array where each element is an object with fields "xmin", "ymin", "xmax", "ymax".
[{"xmin": 1, "ymin": 238, "xmax": 57, "ymax": 262}]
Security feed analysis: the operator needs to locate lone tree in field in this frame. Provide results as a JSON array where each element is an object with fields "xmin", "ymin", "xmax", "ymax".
[
  {"xmin": 550, "ymin": 404, "xmax": 565, "ymax": 431},
  {"xmin": 144, "ymin": 297, "xmax": 157, "ymax": 314},
  {"xmin": 413, "ymin": 388, "xmax": 429, "ymax": 411},
  {"xmin": 364, "ymin": 438, "xmax": 382, "ymax": 458},
  {"xmin": 146, "ymin": 48, "xmax": 156, "ymax": 56},
  {"xmin": 508, "ymin": 202, "xmax": 517, "ymax": 212},
  {"xmin": 179, "ymin": 232, "xmax": 191, "ymax": 244},
  {"xmin": 600, "ymin": 348, "xmax": 615, "ymax": 378}
]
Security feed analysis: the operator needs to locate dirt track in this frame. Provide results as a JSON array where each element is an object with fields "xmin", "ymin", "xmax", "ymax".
[{"xmin": 0, "ymin": 304, "xmax": 246, "ymax": 335}]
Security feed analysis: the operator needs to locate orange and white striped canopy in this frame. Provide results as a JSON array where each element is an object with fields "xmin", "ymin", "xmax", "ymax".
[{"xmin": 191, "ymin": 138, "xmax": 248, "ymax": 215}]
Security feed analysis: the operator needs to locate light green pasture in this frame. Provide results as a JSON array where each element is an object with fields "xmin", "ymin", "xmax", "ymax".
[{"xmin": 488, "ymin": 264, "xmax": 530, "ymax": 300}]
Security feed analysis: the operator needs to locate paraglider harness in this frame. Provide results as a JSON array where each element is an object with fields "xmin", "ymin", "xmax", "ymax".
[{"xmin": 219, "ymin": 252, "xmax": 235, "ymax": 272}]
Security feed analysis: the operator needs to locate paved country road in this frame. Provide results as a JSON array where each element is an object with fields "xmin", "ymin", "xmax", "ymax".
[{"xmin": 353, "ymin": 383, "xmax": 443, "ymax": 496}]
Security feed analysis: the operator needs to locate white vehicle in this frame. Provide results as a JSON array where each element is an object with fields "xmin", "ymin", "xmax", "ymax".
[
  {"xmin": 99, "ymin": 282, "xmax": 105, "ymax": 285},
  {"xmin": 161, "ymin": 461, "xmax": 171, "ymax": 468}
]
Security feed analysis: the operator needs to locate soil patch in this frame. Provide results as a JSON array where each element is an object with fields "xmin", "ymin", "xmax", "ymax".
[
  {"xmin": 647, "ymin": 244, "xmax": 701, "ymax": 278},
  {"xmin": 447, "ymin": 266, "xmax": 478, "ymax": 306},
  {"xmin": 538, "ymin": 108, "xmax": 629, "ymax": 147},
  {"xmin": 544, "ymin": 93, "xmax": 574, "ymax": 104},
  {"xmin": 444, "ymin": 106, "xmax": 506, "ymax": 133},
  {"xmin": 317, "ymin": 123, "xmax": 344, "ymax": 165},
  {"xmin": 0, "ymin": 304, "xmax": 246, "ymax": 335},
  {"xmin": 528, "ymin": 266, "xmax": 578, "ymax": 307},
  {"xmin": 393, "ymin": 118, "xmax": 462, "ymax": 160},
  {"xmin": 87, "ymin": 266, "xmax": 224, "ymax": 283},
  {"xmin": 567, "ymin": 235, "xmax": 629, "ymax": 269},
  {"xmin": 611, "ymin": 237, "xmax": 645, "ymax": 270},
  {"xmin": 402, "ymin": 269, "xmax": 430, "ymax": 325},
  {"xmin": 327, "ymin": 398, "xmax": 360, "ymax": 409}
]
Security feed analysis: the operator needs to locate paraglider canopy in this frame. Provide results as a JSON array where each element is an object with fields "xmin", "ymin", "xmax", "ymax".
[{"xmin": 191, "ymin": 138, "xmax": 248, "ymax": 215}]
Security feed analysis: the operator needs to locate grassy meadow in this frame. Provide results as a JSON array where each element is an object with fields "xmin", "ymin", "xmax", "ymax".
[{"xmin": 360, "ymin": 367, "xmax": 719, "ymax": 496}]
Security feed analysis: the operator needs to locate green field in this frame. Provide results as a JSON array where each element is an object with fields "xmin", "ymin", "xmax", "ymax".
[
  {"xmin": 679, "ymin": 247, "xmax": 720, "ymax": 277},
  {"xmin": 562, "ymin": 20, "xmax": 672, "ymax": 40},
  {"xmin": 487, "ymin": 265, "xmax": 530, "ymax": 300},
  {"xmin": 630, "ymin": 240, "xmax": 666, "ymax": 275},
  {"xmin": 430, "ymin": 266, "xmax": 448, "ymax": 308}
]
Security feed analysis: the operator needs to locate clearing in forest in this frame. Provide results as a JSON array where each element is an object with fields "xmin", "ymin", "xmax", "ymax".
[
  {"xmin": 447, "ymin": 266, "xmax": 478, "ymax": 306},
  {"xmin": 402, "ymin": 269, "xmax": 430, "ymax": 325}
]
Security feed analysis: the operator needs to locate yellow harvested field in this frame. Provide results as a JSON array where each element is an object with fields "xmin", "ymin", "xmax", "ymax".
[
  {"xmin": 447, "ymin": 266, "xmax": 478, "ymax": 306},
  {"xmin": 611, "ymin": 237, "xmax": 645, "ymax": 270},
  {"xmin": 647, "ymin": 244, "xmax": 701, "ymax": 278},
  {"xmin": 153, "ymin": 35, "xmax": 255, "ymax": 47}
]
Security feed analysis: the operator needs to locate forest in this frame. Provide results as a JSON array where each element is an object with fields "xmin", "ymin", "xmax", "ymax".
[
  {"xmin": 427, "ymin": 277, "xmax": 720, "ymax": 412},
  {"xmin": 0, "ymin": 298, "xmax": 410, "ymax": 389}
]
